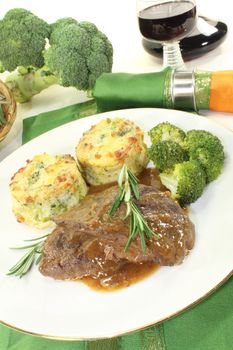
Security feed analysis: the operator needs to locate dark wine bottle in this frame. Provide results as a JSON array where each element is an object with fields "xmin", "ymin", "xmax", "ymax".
[{"xmin": 142, "ymin": 16, "xmax": 228, "ymax": 61}]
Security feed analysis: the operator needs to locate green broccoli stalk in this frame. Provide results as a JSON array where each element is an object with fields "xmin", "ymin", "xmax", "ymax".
[
  {"xmin": 184, "ymin": 130, "xmax": 225, "ymax": 182},
  {"xmin": 148, "ymin": 140, "xmax": 188, "ymax": 171},
  {"xmin": 5, "ymin": 66, "xmax": 59, "ymax": 103},
  {"xmin": 160, "ymin": 160, "xmax": 207, "ymax": 206},
  {"xmin": 0, "ymin": 10, "xmax": 113, "ymax": 103},
  {"xmin": 148, "ymin": 122, "xmax": 186, "ymax": 146}
]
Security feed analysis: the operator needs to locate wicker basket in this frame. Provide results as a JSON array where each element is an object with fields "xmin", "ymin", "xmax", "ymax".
[{"xmin": 0, "ymin": 80, "xmax": 17, "ymax": 142}]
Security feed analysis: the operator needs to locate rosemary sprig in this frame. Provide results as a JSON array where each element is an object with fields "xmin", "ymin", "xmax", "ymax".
[
  {"xmin": 109, "ymin": 165, "xmax": 159, "ymax": 253},
  {"xmin": 7, "ymin": 166, "xmax": 158, "ymax": 277},
  {"xmin": 0, "ymin": 105, "xmax": 7, "ymax": 126},
  {"xmin": 7, "ymin": 234, "xmax": 49, "ymax": 278}
]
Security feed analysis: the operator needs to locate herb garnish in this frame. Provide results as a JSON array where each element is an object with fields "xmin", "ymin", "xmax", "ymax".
[
  {"xmin": 0, "ymin": 106, "xmax": 6, "ymax": 126},
  {"xmin": 8, "ymin": 166, "xmax": 159, "ymax": 278},
  {"xmin": 109, "ymin": 165, "xmax": 159, "ymax": 253},
  {"xmin": 7, "ymin": 234, "xmax": 49, "ymax": 278}
]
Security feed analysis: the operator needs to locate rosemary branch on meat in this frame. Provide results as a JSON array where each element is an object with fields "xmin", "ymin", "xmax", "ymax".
[
  {"xmin": 8, "ymin": 165, "xmax": 158, "ymax": 278},
  {"xmin": 7, "ymin": 234, "xmax": 49, "ymax": 278},
  {"xmin": 109, "ymin": 165, "xmax": 159, "ymax": 253}
]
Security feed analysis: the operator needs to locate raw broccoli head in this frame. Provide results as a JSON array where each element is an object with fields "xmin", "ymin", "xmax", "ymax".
[
  {"xmin": 160, "ymin": 160, "xmax": 206, "ymax": 206},
  {"xmin": 148, "ymin": 140, "xmax": 188, "ymax": 171},
  {"xmin": 49, "ymin": 17, "xmax": 78, "ymax": 44},
  {"xmin": 0, "ymin": 10, "xmax": 114, "ymax": 102},
  {"xmin": 148, "ymin": 122, "xmax": 186, "ymax": 146},
  {"xmin": 184, "ymin": 130, "xmax": 225, "ymax": 182},
  {"xmin": 0, "ymin": 8, "xmax": 50, "ymax": 71},
  {"xmin": 44, "ymin": 19, "xmax": 113, "ymax": 91}
]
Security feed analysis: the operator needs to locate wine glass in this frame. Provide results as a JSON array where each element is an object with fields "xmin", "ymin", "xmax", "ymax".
[{"xmin": 137, "ymin": 0, "xmax": 197, "ymax": 69}]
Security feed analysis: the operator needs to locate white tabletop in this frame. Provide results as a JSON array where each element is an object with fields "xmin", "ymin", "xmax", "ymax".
[{"xmin": 0, "ymin": 0, "xmax": 232, "ymax": 161}]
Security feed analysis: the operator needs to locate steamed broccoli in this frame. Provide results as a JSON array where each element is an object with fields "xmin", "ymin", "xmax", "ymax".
[
  {"xmin": 148, "ymin": 122, "xmax": 225, "ymax": 206},
  {"xmin": 148, "ymin": 122, "xmax": 186, "ymax": 146},
  {"xmin": 148, "ymin": 140, "xmax": 188, "ymax": 171},
  {"xmin": 160, "ymin": 160, "xmax": 206, "ymax": 206},
  {"xmin": 0, "ymin": 9, "xmax": 113, "ymax": 103},
  {"xmin": 184, "ymin": 130, "xmax": 225, "ymax": 182}
]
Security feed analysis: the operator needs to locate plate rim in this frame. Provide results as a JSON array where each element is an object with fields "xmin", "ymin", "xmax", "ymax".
[
  {"xmin": 0, "ymin": 271, "xmax": 232, "ymax": 340},
  {"xmin": 0, "ymin": 107, "xmax": 232, "ymax": 340},
  {"xmin": 0, "ymin": 107, "xmax": 231, "ymax": 167}
]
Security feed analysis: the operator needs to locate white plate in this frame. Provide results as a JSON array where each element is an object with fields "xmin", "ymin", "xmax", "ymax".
[{"xmin": 0, "ymin": 108, "xmax": 232, "ymax": 340}]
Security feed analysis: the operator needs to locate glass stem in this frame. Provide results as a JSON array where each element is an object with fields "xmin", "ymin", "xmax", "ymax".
[{"xmin": 163, "ymin": 42, "xmax": 186, "ymax": 70}]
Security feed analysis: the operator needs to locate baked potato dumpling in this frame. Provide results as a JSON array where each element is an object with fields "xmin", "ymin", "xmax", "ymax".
[
  {"xmin": 76, "ymin": 117, "xmax": 148, "ymax": 185},
  {"xmin": 10, "ymin": 153, "xmax": 88, "ymax": 228}
]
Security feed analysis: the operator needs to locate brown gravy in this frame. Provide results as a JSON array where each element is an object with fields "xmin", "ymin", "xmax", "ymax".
[
  {"xmin": 81, "ymin": 263, "xmax": 159, "ymax": 292},
  {"xmin": 79, "ymin": 168, "xmax": 164, "ymax": 291},
  {"xmin": 88, "ymin": 168, "xmax": 165, "ymax": 195}
]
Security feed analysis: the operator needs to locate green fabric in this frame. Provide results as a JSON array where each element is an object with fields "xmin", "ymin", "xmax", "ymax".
[
  {"xmin": 195, "ymin": 71, "xmax": 212, "ymax": 110},
  {"xmin": 93, "ymin": 68, "xmax": 213, "ymax": 113},
  {"xmin": 22, "ymin": 99, "xmax": 97, "ymax": 144},
  {"xmin": 93, "ymin": 68, "xmax": 171, "ymax": 112},
  {"xmin": 164, "ymin": 277, "xmax": 233, "ymax": 350},
  {"xmin": 1, "ymin": 102, "xmax": 232, "ymax": 350}
]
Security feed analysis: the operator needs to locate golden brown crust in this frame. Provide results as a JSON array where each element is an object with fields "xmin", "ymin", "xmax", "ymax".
[
  {"xmin": 10, "ymin": 153, "xmax": 88, "ymax": 228},
  {"xmin": 76, "ymin": 118, "xmax": 148, "ymax": 185}
]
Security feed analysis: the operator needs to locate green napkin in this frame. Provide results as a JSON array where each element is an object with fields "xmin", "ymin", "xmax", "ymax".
[
  {"xmin": 93, "ymin": 68, "xmax": 171, "ymax": 112},
  {"xmin": 22, "ymin": 100, "xmax": 97, "ymax": 144},
  {"xmin": 93, "ymin": 68, "xmax": 214, "ymax": 112},
  {"xmin": 0, "ymin": 102, "xmax": 232, "ymax": 350}
]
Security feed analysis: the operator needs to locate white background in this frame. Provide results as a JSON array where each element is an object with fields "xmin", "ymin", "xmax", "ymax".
[
  {"xmin": 0, "ymin": 0, "xmax": 232, "ymax": 340},
  {"xmin": 0, "ymin": 0, "xmax": 233, "ymax": 160}
]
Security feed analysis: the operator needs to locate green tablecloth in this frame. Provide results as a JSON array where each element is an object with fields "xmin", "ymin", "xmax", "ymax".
[{"xmin": 1, "ymin": 101, "xmax": 232, "ymax": 350}]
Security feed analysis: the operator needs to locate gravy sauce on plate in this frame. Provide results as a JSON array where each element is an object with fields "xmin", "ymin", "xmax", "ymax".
[{"xmin": 81, "ymin": 169, "xmax": 163, "ymax": 291}]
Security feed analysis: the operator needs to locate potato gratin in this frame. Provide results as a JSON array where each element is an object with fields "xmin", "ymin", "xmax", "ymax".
[{"xmin": 10, "ymin": 153, "xmax": 87, "ymax": 228}]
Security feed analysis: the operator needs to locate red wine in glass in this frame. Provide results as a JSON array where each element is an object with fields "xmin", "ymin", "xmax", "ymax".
[
  {"xmin": 141, "ymin": 16, "xmax": 228, "ymax": 61},
  {"xmin": 138, "ymin": 1, "xmax": 197, "ymax": 41},
  {"xmin": 137, "ymin": 0, "xmax": 197, "ymax": 68}
]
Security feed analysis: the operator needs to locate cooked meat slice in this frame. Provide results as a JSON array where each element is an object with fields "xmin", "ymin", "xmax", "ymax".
[
  {"xmin": 54, "ymin": 185, "xmax": 195, "ymax": 262},
  {"xmin": 39, "ymin": 225, "xmax": 127, "ymax": 280},
  {"xmin": 39, "ymin": 185, "xmax": 195, "ymax": 280}
]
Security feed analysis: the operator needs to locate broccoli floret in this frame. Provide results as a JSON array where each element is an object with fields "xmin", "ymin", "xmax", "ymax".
[
  {"xmin": 0, "ymin": 8, "xmax": 50, "ymax": 72},
  {"xmin": 185, "ymin": 130, "xmax": 225, "ymax": 182},
  {"xmin": 44, "ymin": 20, "xmax": 113, "ymax": 91},
  {"xmin": 148, "ymin": 122, "xmax": 186, "ymax": 146},
  {"xmin": 49, "ymin": 17, "xmax": 78, "ymax": 44},
  {"xmin": 0, "ymin": 9, "xmax": 113, "ymax": 102},
  {"xmin": 160, "ymin": 160, "xmax": 206, "ymax": 206},
  {"xmin": 148, "ymin": 140, "xmax": 188, "ymax": 171}
]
